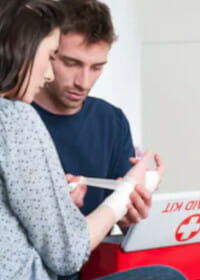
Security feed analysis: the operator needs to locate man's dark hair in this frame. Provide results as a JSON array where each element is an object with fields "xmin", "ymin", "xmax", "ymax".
[
  {"xmin": 0, "ymin": 0, "xmax": 63, "ymax": 98},
  {"xmin": 60, "ymin": 0, "xmax": 117, "ymax": 45}
]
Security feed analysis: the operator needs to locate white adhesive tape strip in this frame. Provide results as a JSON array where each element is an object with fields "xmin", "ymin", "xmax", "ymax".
[{"xmin": 67, "ymin": 171, "xmax": 160, "ymax": 193}]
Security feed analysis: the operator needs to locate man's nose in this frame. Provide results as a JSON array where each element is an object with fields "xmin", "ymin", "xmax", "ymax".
[{"xmin": 74, "ymin": 68, "xmax": 90, "ymax": 91}]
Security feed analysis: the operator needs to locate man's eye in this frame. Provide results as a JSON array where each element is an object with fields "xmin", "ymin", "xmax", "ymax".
[
  {"xmin": 64, "ymin": 61, "xmax": 76, "ymax": 67},
  {"xmin": 93, "ymin": 65, "xmax": 103, "ymax": 71}
]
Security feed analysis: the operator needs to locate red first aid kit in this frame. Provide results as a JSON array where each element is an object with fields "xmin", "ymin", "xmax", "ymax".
[
  {"xmin": 81, "ymin": 191, "xmax": 200, "ymax": 280},
  {"xmin": 81, "ymin": 242, "xmax": 200, "ymax": 280}
]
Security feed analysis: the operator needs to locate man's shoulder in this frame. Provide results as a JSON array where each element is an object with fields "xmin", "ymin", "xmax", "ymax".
[
  {"xmin": 87, "ymin": 97, "xmax": 129, "ymax": 127},
  {"xmin": 87, "ymin": 96, "xmax": 122, "ymax": 117}
]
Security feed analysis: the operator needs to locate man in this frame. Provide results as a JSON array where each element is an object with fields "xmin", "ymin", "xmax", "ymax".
[
  {"xmin": 33, "ymin": 0, "xmax": 152, "ymax": 229},
  {"xmin": 32, "ymin": 1, "xmax": 188, "ymax": 280}
]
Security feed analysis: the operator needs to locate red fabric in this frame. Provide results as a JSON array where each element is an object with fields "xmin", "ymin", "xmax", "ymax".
[{"xmin": 81, "ymin": 242, "xmax": 200, "ymax": 280}]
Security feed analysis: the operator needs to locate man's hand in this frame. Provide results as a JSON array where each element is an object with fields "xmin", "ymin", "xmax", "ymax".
[
  {"xmin": 66, "ymin": 173, "xmax": 87, "ymax": 208},
  {"xmin": 118, "ymin": 153, "xmax": 164, "ymax": 230},
  {"xmin": 118, "ymin": 184, "xmax": 152, "ymax": 230}
]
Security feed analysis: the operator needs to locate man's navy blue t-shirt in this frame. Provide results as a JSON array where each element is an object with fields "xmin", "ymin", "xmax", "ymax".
[{"xmin": 32, "ymin": 97, "xmax": 135, "ymax": 215}]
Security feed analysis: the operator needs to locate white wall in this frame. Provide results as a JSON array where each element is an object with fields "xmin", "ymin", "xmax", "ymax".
[
  {"xmin": 138, "ymin": 0, "xmax": 200, "ymax": 192},
  {"xmin": 90, "ymin": 0, "xmax": 142, "ymax": 147}
]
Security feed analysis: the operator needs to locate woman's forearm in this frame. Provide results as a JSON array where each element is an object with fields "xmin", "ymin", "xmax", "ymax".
[
  {"xmin": 86, "ymin": 180, "xmax": 134, "ymax": 251},
  {"xmin": 86, "ymin": 205, "xmax": 115, "ymax": 251}
]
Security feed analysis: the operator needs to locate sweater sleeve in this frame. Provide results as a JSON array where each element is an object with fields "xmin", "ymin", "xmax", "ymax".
[{"xmin": 0, "ymin": 101, "xmax": 90, "ymax": 276}]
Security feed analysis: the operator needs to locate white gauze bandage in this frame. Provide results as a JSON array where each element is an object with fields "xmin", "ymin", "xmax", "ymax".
[
  {"xmin": 101, "ymin": 180, "xmax": 135, "ymax": 222},
  {"xmin": 145, "ymin": 170, "xmax": 160, "ymax": 192},
  {"xmin": 101, "ymin": 171, "xmax": 160, "ymax": 222}
]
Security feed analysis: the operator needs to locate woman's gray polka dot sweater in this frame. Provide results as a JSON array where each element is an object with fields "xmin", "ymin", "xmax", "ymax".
[{"xmin": 0, "ymin": 98, "xmax": 90, "ymax": 280}]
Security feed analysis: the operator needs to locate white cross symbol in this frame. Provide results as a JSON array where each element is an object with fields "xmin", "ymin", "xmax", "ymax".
[{"xmin": 178, "ymin": 216, "xmax": 200, "ymax": 240}]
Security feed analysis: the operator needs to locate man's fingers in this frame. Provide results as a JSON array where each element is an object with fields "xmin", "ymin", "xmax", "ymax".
[
  {"xmin": 66, "ymin": 174, "xmax": 82, "ymax": 184},
  {"xmin": 125, "ymin": 205, "xmax": 141, "ymax": 224},
  {"xmin": 66, "ymin": 173, "xmax": 73, "ymax": 181},
  {"xmin": 117, "ymin": 177, "xmax": 122, "ymax": 181},
  {"xmin": 118, "ymin": 216, "xmax": 133, "ymax": 229},
  {"xmin": 70, "ymin": 185, "xmax": 88, "ymax": 208},
  {"xmin": 129, "ymin": 189, "xmax": 150, "ymax": 219},
  {"xmin": 129, "ymin": 157, "xmax": 139, "ymax": 165},
  {"xmin": 71, "ymin": 185, "xmax": 87, "ymax": 196},
  {"xmin": 135, "ymin": 184, "xmax": 152, "ymax": 209},
  {"xmin": 118, "ymin": 184, "xmax": 152, "ymax": 230}
]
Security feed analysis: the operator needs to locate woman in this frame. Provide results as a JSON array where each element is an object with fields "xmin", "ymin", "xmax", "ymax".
[{"xmin": 0, "ymin": 1, "xmax": 186, "ymax": 280}]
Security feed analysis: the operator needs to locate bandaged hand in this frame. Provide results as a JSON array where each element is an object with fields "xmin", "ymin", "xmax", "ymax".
[
  {"xmin": 102, "ymin": 152, "xmax": 164, "ymax": 222},
  {"xmin": 102, "ymin": 152, "xmax": 152, "ymax": 222},
  {"xmin": 118, "ymin": 184, "xmax": 152, "ymax": 229},
  {"xmin": 128, "ymin": 153, "xmax": 164, "ymax": 191}
]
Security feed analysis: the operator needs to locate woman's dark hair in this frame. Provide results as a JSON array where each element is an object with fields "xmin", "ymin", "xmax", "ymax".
[
  {"xmin": 59, "ymin": 0, "xmax": 117, "ymax": 45},
  {"xmin": 0, "ymin": 0, "xmax": 63, "ymax": 98}
]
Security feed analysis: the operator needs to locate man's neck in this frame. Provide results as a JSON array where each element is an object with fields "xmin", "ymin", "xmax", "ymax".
[{"xmin": 34, "ymin": 87, "xmax": 82, "ymax": 115}]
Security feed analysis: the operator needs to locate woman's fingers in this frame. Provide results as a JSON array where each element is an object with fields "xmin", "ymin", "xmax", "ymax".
[{"xmin": 154, "ymin": 153, "xmax": 165, "ymax": 177}]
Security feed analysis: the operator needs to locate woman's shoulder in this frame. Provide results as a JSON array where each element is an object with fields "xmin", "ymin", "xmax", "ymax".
[
  {"xmin": 0, "ymin": 97, "xmax": 35, "ymax": 116},
  {"xmin": 0, "ymin": 98, "xmax": 42, "ymax": 128},
  {"xmin": 0, "ymin": 98, "xmax": 49, "ymax": 149}
]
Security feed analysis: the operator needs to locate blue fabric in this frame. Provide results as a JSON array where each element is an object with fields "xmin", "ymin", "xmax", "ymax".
[
  {"xmin": 58, "ymin": 266, "xmax": 187, "ymax": 280},
  {"xmin": 32, "ymin": 97, "xmax": 135, "ymax": 215},
  {"xmin": 96, "ymin": 266, "xmax": 187, "ymax": 280}
]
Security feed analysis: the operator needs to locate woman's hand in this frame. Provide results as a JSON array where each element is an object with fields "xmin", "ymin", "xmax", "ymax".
[{"xmin": 128, "ymin": 152, "xmax": 165, "ymax": 189}]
